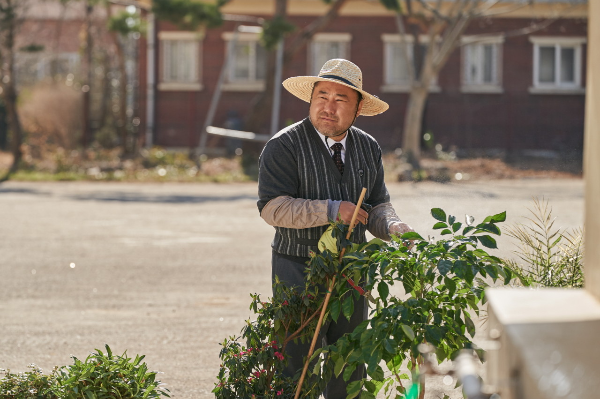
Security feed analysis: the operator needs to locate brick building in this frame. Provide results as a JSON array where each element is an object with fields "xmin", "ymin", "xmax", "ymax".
[{"xmin": 140, "ymin": 0, "xmax": 588, "ymax": 155}]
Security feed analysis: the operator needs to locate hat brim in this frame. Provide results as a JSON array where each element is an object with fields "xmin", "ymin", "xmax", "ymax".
[{"xmin": 282, "ymin": 76, "xmax": 389, "ymax": 116}]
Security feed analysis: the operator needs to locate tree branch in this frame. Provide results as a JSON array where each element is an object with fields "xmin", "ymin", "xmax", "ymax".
[
  {"xmin": 283, "ymin": 0, "xmax": 348, "ymax": 64},
  {"xmin": 414, "ymin": 0, "xmax": 451, "ymax": 22},
  {"xmin": 284, "ymin": 301, "xmax": 325, "ymax": 345},
  {"xmin": 394, "ymin": 12, "xmax": 416, "ymax": 84}
]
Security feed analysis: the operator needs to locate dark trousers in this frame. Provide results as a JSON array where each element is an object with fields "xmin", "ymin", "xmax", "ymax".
[{"xmin": 272, "ymin": 251, "xmax": 367, "ymax": 399}]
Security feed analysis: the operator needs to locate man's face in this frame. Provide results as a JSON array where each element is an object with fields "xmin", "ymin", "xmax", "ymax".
[{"xmin": 309, "ymin": 81, "xmax": 363, "ymax": 141}]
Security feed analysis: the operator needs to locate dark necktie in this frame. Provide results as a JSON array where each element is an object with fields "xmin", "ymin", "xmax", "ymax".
[{"xmin": 331, "ymin": 143, "xmax": 344, "ymax": 175}]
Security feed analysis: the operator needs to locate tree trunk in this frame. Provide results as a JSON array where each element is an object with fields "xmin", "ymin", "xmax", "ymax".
[
  {"xmin": 2, "ymin": 77, "xmax": 23, "ymax": 178},
  {"xmin": 0, "ymin": 0, "xmax": 23, "ymax": 180},
  {"xmin": 81, "ymin": 1, "xmax": 93, "ymax": 149},
  {"xmin": 243, "ymin": 46, "xmax": 277, "ymax": 135},
  {"xmin": 97, "ymin": 50, "xmax": 112, "ymax": 132},
  {"xmin": 401, "ymin": 86, "xmax": 427, "ymax": 167},
  {"xmin": 243, "ymin": 0, "xmax": 348, "ymax": 134},
  {"xmin": 51, "ymin": 2, "xmax": 68, "ymax": 79},
  {"xmin": 105, "ymin": 1, "xmax": 130, "ymax": 154},
  {"xmin": 116, "ymin": 40, "xmax": 129, "ymax": 154}
]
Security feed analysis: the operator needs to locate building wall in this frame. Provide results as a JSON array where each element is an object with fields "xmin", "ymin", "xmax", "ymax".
[{"xmin": 151, "ymin": 12, "xmax": 587, "ymax": 153}]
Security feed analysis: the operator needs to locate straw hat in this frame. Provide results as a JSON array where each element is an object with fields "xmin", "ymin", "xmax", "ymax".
[{"xmin": 282, "ymin": 59, "xmax": 389, "ymax": 116}]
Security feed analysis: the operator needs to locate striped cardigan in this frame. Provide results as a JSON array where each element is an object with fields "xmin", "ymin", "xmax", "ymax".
[{"xmin": 257, "ymin": 118, "xmax": 391, "ymax": 258}]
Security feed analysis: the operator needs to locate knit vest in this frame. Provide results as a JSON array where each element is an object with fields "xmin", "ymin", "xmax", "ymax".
[{"xmin": 263, "ymin": 118, "xmax": 385, "ymax": 258}]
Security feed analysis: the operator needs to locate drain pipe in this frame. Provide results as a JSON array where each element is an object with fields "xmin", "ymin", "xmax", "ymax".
[
  {"xmin": 270, "ymin": 37, "xmax": 284, "ymax": 137},
  {"xmin": 145, "ymin": 12, "xmax": 155, "ymax": 148}
]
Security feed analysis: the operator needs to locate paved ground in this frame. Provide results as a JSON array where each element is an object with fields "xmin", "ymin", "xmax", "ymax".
[{"xmin": 0, "ymin": 179, "xmax": 584, "ymax": 398}]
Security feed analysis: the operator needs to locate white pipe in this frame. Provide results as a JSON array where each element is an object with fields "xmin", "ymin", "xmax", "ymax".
[
  {"xmin": 270, "ymin": 38, "xmax": 284, "ymax": 136},
  {"xmin": 145, "ymin": 12, "xmax": 155, "ymax": 148}
]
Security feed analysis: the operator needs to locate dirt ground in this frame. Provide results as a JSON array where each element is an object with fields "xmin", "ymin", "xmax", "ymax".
[{"xmin": 0, "ymin": 179, "xmax": 584, "ymax": 398}]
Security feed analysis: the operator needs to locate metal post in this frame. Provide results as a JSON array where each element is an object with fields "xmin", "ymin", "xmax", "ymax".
[
  {"xmin": 145, "ymin": 12, "xmax": 155, "ymax": 148},
  {"xmin": 270, "ymin": 38, "xmax": 284, "ymax": 136}
]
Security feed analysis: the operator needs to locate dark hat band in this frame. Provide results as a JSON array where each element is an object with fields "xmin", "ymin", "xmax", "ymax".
[{"xmin": 319, "ymin": 74, "xmax": 359, "ymax": 89}]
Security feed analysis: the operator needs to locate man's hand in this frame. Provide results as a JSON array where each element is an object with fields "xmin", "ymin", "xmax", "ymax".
[
  {"xmin": 389, "ymin": 222, "xmax": 415, "ymax": 249},
  {"xmin": 337, "ymin": 201, "xmax": 369, "ymax": 226},
  {"xmin": 389, "ymin": 221, "xmax": 414, "ymax": 236}
]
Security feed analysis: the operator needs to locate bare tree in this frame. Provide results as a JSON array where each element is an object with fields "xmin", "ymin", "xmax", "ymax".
[
  {"xmin": 0, "ymin": 0, "xmax": 28, "ymax": 180},
  {"xmin": 107, "ymin": 3, "xmax": 143, "ymax": 155},
  {"xmin": 80, "ymin": 0, "xmax": 94, "ymax": 148},
  {"xmin": 387, "ymin": 0, "xmax": 576, "ymax": 168}
]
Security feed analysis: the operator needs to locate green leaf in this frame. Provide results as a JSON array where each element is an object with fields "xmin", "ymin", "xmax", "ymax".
[
  {"xmin": 440, "ymin": 229, "xmax": 452, "ymax": 235},
  {"xmin": 360, "ymin": 389, "xmax": 376, "ymax": 399},
  {"xmin": 342, "ymin": 295, "xmax": 355, "ymax": 322},
  {"xmin": 401, "ymin": 324, "xmax": 415, "ymax": 341},
  {"xmin": 384, "ymin": 338, "xmax": 396, "ymax": 353},
  {"xmin": 368, "ymin": 365, "xmax": 385, "ymax": 381},
  {"xmin": 465, "ymin": 315, "xmax": 476, "ymax": 337},
  {"xmin": 477, "ymin": 223, "xmax": 501, "ymax": 235},
  {"xmin": 483, "ymin": 212, "xmax": 504, "ymax": 224},
  {"xmin": 330, "ymin": 299, "xmax": 341, "ymax": 322},
  {"xmin": 448, "ymin": 215, "xmax": 456, "ymax": 225},
  {"xmin": 444, "ymin": 276, "xmax": 456, "ymax": 297},
  {"xmin": 424, "ymin": 325, "xmax": 443, "ymax": 345},
  {"xmin": 431, "ymin": 208, "xmax": 447, "ymax": 222},
  {"xmin": 433, "ymin": 222, "xmax": 447, "ymax": 230},
  {"xmin": 312, "ymin": 359, "xmax": 321, "ymax": 375},
  {"xmin": 379, "ymin": 0, "xmax": 401, "ymax": 12},
  {"xmin": 401, "ymin": 231, "xmax": 424, "ymax": 241},
  {"xmin": 386, "ymin": 355, "xmax": 403, "ymax": 373},
  {"xmin": 343, "ymin": 363, "xmax": 358, "ymax": 382},
  {"xmin": 438, "ymin": 259, "xmax": 452, "ymax": 276},
  {"xmin": 377, "ymin": 281, "xmax": 389, "ymax": 303},
  {"xmin": 488, "ymin": 211, "xmax": 507, "ymax": 223},
  {"xmin": 462, "ymin": 226, "xmax": 475, "ymax": 235},
  {"xmin": 477, "ymin": 235, "xmax": 497, "ymax": 249},
  {"xmin": 346, "ymin": 380, "xmax": 363, "ymax": 399},
  {"xmin": 334, "ymin": 356, "xmax": 346, "ymax": 378},
  {"xmin": 452, "ymin": 222, "xmax": 462, "ymax": 233}
]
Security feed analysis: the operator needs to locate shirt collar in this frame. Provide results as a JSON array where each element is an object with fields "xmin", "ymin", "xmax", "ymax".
[{"xmin": 314, "ymin": 128, "xmax": 348, "ymax": 150}]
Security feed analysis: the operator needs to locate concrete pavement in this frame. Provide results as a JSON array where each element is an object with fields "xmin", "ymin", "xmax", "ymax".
[{"xmin": 0, "ymin": 179, "xmax": 584, "ymax": 398}]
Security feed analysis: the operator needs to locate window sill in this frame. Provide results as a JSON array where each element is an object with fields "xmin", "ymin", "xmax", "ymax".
[
  {"xmin": 461, "ymin": 85, "xmax": 504, "ymax": 94},
  {"xmin": 380, "ymin": 84, "xmax": 441, "ymax": 93},
  {"xmin": 528, "ymin": 86, "xmax": 585, "ymax": 95},
  {"xmin": 158, "ymin": 82, "xmax": 203, "ymax": 91},
  {"xmin": 222, "ymin": 82, "xmax": 265, "ymax": 92}
]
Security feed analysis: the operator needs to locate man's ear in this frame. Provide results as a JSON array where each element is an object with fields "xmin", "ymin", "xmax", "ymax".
[{"xmin": 356, "ymin": 99, "xmax": 364, "ymax": 117}]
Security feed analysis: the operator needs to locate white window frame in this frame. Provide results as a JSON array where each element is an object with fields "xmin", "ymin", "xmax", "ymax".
[
  {"xmin": 308, "ymin": 33, "xmax": 352, "ymax": 75},
  {"xmin": 158, "ymin": 31, "xmax": 203, "ymax": 91},
  {"xmin": 529, "ymin": 36, "xmax": 586, "ymax": 95},
  {"xmin": 221, "ymin": 32, "xmax": 266, "ymax": 92},
  {"xmin": 461, "ymin": 35, "xmax": 504, "ymax": 94},
  {"xmin": 15, "ymin": 52, "xmax": 80, "ymax": 86},
  {"xmin": 380, "ymin": 33, "xmax": 440, "ymax": 93}
]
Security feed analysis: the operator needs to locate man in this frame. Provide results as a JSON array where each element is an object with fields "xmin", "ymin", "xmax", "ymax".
[{"xmin": 257, "ymin": 59, "xmax": 413, "ymax": 397}]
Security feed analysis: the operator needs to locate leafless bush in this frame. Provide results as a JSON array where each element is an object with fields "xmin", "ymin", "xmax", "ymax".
[{"xmin": 19, "ymin": 81, "xmax": 82, "ymax": 156}]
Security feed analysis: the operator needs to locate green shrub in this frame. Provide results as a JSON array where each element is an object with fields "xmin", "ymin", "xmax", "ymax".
[
  {"xmin": 0, "ymin": 345, "xmax": 169, "ymax": 399},
  {"xmin": 0, "ymin": 365, "xmax": 56, "ymax": 399},
  {"xmin": 215, "ymin": 209, "xmax": 517, "ymax": 398}
]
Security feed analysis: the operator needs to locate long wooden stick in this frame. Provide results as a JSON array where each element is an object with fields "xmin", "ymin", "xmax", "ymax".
[{"xmin": 294, "ymin": 188, "xmax": 367, "ymax": 399}]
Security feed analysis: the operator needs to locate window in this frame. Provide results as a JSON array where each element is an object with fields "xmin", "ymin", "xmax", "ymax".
[
  {"xmin": 309, "ymin": 33, "xmax": 351, "ymax": 75},
  {"xmin": 529, "ymin": 36, "xmax": 586, "ymax": 94},
  {"xmin": 15, "ymin": 52, "xmax": 80, "ymax": 87},
  {"xmin": 222, "ymin": 32, "xmax": 267, "ymax": 91},
  {"xmin": 461, "ymin": 36, "xmax": 503, "ymax": 93},
  {"xmin": 381, "ymin": 34, "xmax": 440, "ymax": 92},
  {"xmin": 158, "ymin": 31, "xmax": 202, "ymax": 91}
]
